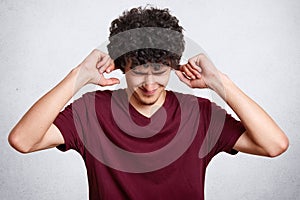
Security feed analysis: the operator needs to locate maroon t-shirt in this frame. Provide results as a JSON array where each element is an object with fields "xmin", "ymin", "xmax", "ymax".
[{"xmin": 54, "ymin": 89, "xmax": 245, "ymax": 200}]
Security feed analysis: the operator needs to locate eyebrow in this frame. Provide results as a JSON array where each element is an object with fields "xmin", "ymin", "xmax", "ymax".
[
  {"xmin": 131, "ymin": 68, "xmax": 168, "ymax": 75},
  {"xmin": 131, "ymin": 64, "xmax": 167, "ymax": 69}
]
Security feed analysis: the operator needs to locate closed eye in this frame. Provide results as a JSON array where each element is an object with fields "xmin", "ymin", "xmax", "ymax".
[
  {"xmin": 132, "ymin": 71, "xmax": 148, "ymax": 75},
  {"xmin": 131, "ymin": 70, "xmax": 167, "ymax": 76},
  {"xmin": 152, "ymin": 70, "xmax": 167, "ymax": 75}
]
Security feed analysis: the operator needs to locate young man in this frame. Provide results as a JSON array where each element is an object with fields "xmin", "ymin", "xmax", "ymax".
[{"xmin": 8, "ymin": 7, "xmax": 288, "ymax": 200}]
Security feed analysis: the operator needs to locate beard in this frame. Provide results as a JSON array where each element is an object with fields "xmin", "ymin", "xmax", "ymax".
[
  {"xmin": 128, "ymin": 86, "xmax": 166, "ymax": 107},
  {"xmin": 132, "ymin": 90, "xmax": 161, "ymax": 105}
]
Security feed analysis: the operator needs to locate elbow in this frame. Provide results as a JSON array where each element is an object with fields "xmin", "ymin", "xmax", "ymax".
[
  {"xmin": 268, "ymin": 135, "xmax": 289, "ymax": 158},
  {"xmin": 8, "ymin": 131, "xmax": 31, "ymax": 154}
]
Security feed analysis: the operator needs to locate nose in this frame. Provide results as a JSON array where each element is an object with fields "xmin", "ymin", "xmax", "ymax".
[
  {"xmin": 143, "ymin": 74, "xmax": 155, "ymax": 85},
  {"xmin": 142, "ymin": 74, "xmax": 158, "ymax": 91}
]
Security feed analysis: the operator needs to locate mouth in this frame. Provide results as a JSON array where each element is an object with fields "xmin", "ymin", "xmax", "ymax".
[{"xmin": 139, "ymin": 87, "xmax": 158, "ymax": 96}]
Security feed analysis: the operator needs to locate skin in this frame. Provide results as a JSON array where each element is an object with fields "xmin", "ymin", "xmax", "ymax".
[
  {"xmin": 125, "ymin": 63, "xmax": 171, "ymax": 117},
  {"xmin": 8, "ymin": 49, "xmax": 289, "ymax": 157}
]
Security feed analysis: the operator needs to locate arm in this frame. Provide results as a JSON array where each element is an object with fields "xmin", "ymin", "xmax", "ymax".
[
  {"xmin": 8, "ymin": 49, "xmax": 119, "ymax": 153},
  {"xmin": 176, "ymin": 54, "xmax": 289, "ymax": 157}
]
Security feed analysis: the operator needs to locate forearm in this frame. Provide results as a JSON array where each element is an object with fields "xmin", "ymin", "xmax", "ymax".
[
  {"xmin": 9, "ymin": 67, "xmax": 85, "ymax": 152},
  {"xmin": 178, "ymin": 53, "xmax": 288, "ymax": 157},
  {"xmin": 216, "ymin": 73, "xmax": 288, "ymax": 156}
]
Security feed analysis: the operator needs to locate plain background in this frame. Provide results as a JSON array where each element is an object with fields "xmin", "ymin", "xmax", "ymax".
[{"xmin": 1, "ymin": 0, "xmax": 299, "ymax": 199}]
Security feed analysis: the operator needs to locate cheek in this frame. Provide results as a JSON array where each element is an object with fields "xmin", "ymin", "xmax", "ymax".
[
  {"xmin": 153, "ymin": 77, "xmax": 167, "ymax": 86},
  {"xmin": 154, "ymin": 73, "xmax": 171, "ymax": 86},
  {"xmin": 125, "ymin": 75, "xmax": 143, "ymax": 88}
]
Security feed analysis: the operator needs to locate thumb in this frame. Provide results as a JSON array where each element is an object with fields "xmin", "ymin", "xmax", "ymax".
[{"xmin": 101, "ymin": 78, "xmax": 120, "ymax": 86}]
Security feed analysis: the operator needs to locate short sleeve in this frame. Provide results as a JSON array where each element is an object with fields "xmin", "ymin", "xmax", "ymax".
[
  {"xmin": 53, "ymin": 101, "xmax": 85, "ymax": 155},
  {"xmin": 200, "ymin": 99, "xmax": 245, "ymax": 156},
  {"xmin": 217, "ymin": 112, "xmax": 245, "ymax": 155},
  {"xmin": 213, "ymin": 102, "xmax": 245, "ymax": 155}
]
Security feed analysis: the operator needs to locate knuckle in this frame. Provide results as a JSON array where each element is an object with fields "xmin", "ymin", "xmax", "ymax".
[{"xmin": 92, "ymin": 49, "xmax": 100, "ymax": 54}]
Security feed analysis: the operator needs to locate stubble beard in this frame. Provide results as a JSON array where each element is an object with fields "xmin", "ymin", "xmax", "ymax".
[{"xmin": 132, "ymin": 87, "xmax": 166, "ymax": 106}]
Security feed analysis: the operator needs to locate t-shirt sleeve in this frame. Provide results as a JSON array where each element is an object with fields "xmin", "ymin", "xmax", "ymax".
[
  {"xmin": 53, "ymin": 101, "xmax": 85, "ymax": 155},
  {"xmin": 202, "ymin": 99, "xmax": 245, "ymax": 156},
  {"xmin": 217, "ymin": 112, "xmax": 245, "ymax": 155}
]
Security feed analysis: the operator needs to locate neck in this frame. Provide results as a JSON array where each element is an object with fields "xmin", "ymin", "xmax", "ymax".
[{"xmin": 127, "ymin": 89, "xmax": 167, "ymax": 118}]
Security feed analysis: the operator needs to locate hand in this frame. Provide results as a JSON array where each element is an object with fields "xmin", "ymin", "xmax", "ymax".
[
  {"xmin": 76, "ymin": 49, "xmax": 120, "ymax": 86},
  {"xmin": 175, "ymin": 53, "xmax": 224, "ymax": 92}
]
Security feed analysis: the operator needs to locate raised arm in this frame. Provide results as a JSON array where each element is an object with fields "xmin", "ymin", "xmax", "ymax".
[
  {"xmin": 8, "ymin": 49, "xmax": 119, "ymax": 153},
  {"xmin": 176, "ymin": 53, "xmax": 289, "ymax": 157}
]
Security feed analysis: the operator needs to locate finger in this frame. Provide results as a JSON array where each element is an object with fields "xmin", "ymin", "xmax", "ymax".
[
  {"xmin": 175, "ymin": 70, "xmax": 192, "ymax": 87},
  {"xmin": 188, "ymin": 58, "xmax": 202, "ymax": 73},
  {"xmin": 105, "ymin": 60, "xmax": 115, "ymax": 73},
  {"xmin": 185, "ymin": 64, "xmax": 202, "ymax": 79},
  {"xmin": 180, "ymin": 64, "xmax": 196, "ymax": 79},
  {"xmin": 97, "ymin": 55, "xmax": 110, "ymax": 72},
  {"xmin": 97, "ymin": 55, "xmax": 109, "ymax": 68},
  {"xmin": 101, "ymin": 59, "xmax": 113, "ymax": 73},
  {"xmin": 91, "ymin": 49, "xmax": 106, "ymax": 63}
]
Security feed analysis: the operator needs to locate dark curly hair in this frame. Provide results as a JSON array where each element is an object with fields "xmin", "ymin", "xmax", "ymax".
[{"xmin": 107, "ymin": 6, "xmax": 185, "ymax": 73}]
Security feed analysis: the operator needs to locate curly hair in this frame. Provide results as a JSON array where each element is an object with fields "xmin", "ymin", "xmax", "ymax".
[{"xmin": 107, "ymin": 6, "xmax": 185, "ymax": 72}]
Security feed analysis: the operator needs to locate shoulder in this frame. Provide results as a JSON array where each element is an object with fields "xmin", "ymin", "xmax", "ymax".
[
  {"xmin": 167, "ymin": 90, "xmax": 223, "ymax": 118},
  {"xmin": 167, "ymin": 90, "xmax": 211, "ymax": 106},
  {"xmin": 68, "ymin": 90, "xmax": 117, "ymax": 110},
  {"xmin": 85, "ymin": 89, "xmax": 113, "ymax": 99},
  {"xmin": 79, "ymin": 89, "xmax": 123, "ymax": 103},
  {"xmin": 165, "ymin": 91, "xmax": 213, "ymax": 117}
]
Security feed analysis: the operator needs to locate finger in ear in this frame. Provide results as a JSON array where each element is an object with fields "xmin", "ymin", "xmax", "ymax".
[
  {"xmin": 106, "ymin": 60, "xmax": 115, "ymax": 73},
  {"xmin": 175, "ymin": 70, "xmax": 192, "ymax": 87}
]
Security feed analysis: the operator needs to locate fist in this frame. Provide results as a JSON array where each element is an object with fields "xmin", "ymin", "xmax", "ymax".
[
  {"xmin": 176, "ymin": 53, "xmax": 222, "ymax": 90},
  {"xmin": 77, "ymin": 49, "xmax": 120, "ymax": 86}
]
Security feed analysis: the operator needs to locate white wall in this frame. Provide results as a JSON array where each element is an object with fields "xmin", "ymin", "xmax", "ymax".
[{"xmin": 1, "ymin": 0, "xmax": 299, "ymax": 199}]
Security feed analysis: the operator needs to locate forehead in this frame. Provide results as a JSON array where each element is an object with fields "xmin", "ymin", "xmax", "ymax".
[{"xmin": 125, "ymin": 62, "xmax": 171, "ymax": 72}]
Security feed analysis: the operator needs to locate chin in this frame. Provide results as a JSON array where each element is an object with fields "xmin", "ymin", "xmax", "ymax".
[
  {"xmin": 128, "ymin": 86, "xmax": 166, "ymax": 106},
  {"xmin": 135, "ymin": 88, "xmax": 163, "ymax": 105},
  {"xmin": 137, "ymin": 95, "xmax": 160, "ymax": 105},
  {"xmin": 140, "ymin": 99, "xmax": 158, "ymax": 105}
]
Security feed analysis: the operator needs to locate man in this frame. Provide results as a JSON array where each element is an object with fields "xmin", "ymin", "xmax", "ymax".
[{"xmin": 8, "ymin": 6, "xmax": 288, "ymax": 200}]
